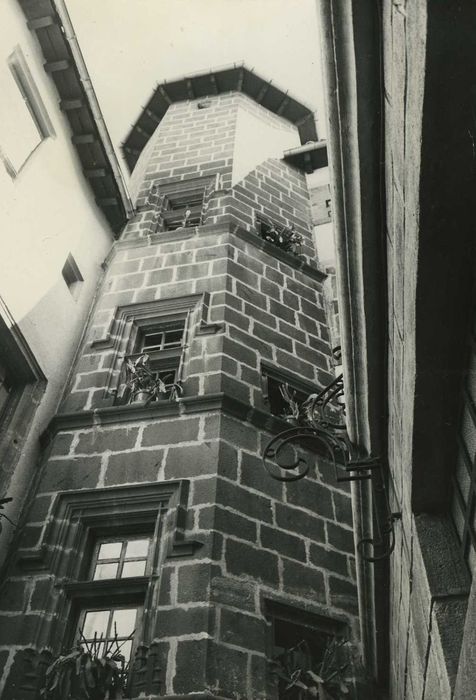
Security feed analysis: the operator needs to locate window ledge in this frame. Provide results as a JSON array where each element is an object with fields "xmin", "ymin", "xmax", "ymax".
[{"xmin": 62, "ymin": 577, "xmax": 149, "ymax": 599}]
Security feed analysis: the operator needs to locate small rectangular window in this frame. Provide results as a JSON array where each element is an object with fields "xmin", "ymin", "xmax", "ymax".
[
  {"xmin": 161, "ymin": 191, "xmax": 205, "ymax": 231},
  {"xmin": 62, "ymin": 254, "xmax": 84, "ymax": 300},
  {"xmin": 0, "ymin": 46, "xmax": 54, "ymax": 177},
  {"xmin": 154, "ymin": 177, "xmax": 216, "ymax": 232}
]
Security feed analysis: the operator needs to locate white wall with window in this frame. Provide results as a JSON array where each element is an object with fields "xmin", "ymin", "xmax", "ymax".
[{"xmin": 0, "ymin": 1, "xmax": 115, "ymax": 568}]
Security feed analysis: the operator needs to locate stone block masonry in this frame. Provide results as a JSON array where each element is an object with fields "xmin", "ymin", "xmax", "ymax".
[
  {"xmin": 60, "ymin": 225, "xmax": 333, "ymax": 416},
  {"xmin": 128, "ymin": 93, "xmax": 316, "ymax": 260},
  {"xmin": 0, "ymin": 85, "xmax": 359, "ymax": 699}
]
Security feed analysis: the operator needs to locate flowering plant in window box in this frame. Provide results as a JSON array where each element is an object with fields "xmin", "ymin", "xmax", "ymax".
[
  {"xmin": 257, "ymin": 218, "xmax": 303, "ymax": 256},
  {"xmin": 270, "ymin": 637, "xmax": 353, "ymax": 699},
  {"xmin": 41, "ymin": 630, "xmax": 131, "ymax": 700},
  {"xmin": 124, "ymin": 354, "xmax": 182, "ymax": 404}
]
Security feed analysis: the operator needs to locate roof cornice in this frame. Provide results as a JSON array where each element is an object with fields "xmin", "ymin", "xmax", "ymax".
[
  {"xmin": 17, "ymin": 0, "xmax": 134, "ymax": 235},
  {"xmin": 122, "ymin": 63, "xmax": 319, "ymax": 172}
]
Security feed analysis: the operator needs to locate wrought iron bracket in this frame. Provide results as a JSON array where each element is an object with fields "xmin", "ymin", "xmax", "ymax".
[{"xmin": 262, "ymin": 370, "xmax": 401, "ymax": 562}]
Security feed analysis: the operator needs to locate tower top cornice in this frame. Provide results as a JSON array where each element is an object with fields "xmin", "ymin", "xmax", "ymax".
[{"xmin": 122, "ymin": 62, "xmax": 318, "ymax": 172}]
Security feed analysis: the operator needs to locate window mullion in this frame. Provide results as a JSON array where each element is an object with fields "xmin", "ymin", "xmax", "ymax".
[{"xmin": 118, "ymin": 540, "xmax": 127, "ymax": 579}]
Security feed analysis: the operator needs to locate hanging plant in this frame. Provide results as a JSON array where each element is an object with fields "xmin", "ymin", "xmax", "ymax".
[{"xmin": 41, "ymin": 630, "xmax": 131, "ymax": 700}]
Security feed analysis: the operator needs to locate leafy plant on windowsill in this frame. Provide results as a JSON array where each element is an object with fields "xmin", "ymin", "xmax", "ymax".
[
  {"xmin": 40, "ymin": 630, "xmax": 132, "ymax": 700},
  {"xmin": 124, "ymin": 354, "xmax": 183, "ymax": 405},
  {"xmin": 270, "ymin": 637, "xmax": 353, "ymax": 700},
  {"xmin": 257, "ymin": 219, "xmax": 303, "ymax": 256}
]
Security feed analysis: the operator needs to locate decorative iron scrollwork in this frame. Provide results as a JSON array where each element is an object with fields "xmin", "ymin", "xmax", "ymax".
[{"xmin": 262, "ymin": 367, "xmax": 400, "ymax": 562}]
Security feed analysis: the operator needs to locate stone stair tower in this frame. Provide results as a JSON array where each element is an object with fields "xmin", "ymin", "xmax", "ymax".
[{"xmin": 0, "ymin": 66, "xmax": 359, "ymax": 700}]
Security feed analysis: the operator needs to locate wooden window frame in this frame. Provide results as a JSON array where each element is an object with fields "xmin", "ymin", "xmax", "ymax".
[{"xmin": 90, "ymin": 535, "xmax": 152, "ymax": 581}]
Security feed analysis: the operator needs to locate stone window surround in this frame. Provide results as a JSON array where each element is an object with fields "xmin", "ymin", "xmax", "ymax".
[
  {"xmin": 91, "ymin": 293, "xmax": 223, "ymax": 405},
  {"xmin": 17, "ymin": 480, "xmax": 202, "ymax": 653}
]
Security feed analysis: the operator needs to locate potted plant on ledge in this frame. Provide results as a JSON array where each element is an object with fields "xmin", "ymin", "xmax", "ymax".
[
  {"xmin": 124, "ymin": 354, "xmax": 182, "ymax": 405},
  {"xmin": 40, "ymin": 631, "xmax": 130, "ymax": 700}
]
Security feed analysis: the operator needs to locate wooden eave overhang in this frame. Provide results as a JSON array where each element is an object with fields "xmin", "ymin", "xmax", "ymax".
[
  {"xmin": 18, "ymin": 0, "xmax": 131, "ymax": 236},
  {"xmin": 122, "ymin": 63, "xmax": 318, "ymax": 172},
  {"xmin": 282, "ymin": 140, "xmax": 328, "ymax": 173}
]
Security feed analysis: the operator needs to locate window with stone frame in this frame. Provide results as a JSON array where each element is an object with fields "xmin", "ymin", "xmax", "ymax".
[
  {"xmin": 15, "ymin": 483, "xmax": 200, "ymax": 698},
  {"xmin": 92, "ymin": 295, "xmax": 222, "ymax": 407}
]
